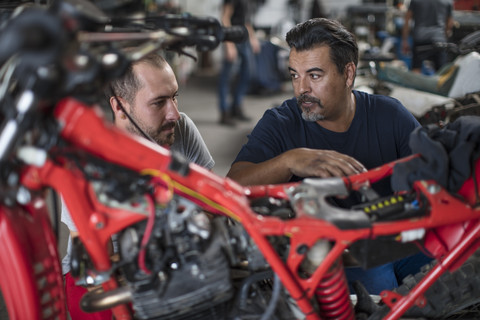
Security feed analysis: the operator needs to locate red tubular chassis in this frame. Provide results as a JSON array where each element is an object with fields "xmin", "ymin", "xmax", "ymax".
[{"xmin": 1, "ymin": 97, "xmax": 478, "ymax": 319}]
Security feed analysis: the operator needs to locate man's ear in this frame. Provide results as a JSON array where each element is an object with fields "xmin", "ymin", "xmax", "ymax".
[
  {"xmin": 344, "ymin": 62, "xmax": 356, "ymax": 88},
  {"xmin": 110, "ymin": 96, "xmax": 127, "ymax": 120}
]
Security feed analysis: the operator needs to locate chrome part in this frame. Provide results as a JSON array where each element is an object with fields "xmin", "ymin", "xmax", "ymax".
[
  {"xmin": 80, "ymin": 286, "xmax": 133, "ymax": 313},
  {"xmin": 16, "ymin": 186, "xmax": 31, "ymax": 205}
]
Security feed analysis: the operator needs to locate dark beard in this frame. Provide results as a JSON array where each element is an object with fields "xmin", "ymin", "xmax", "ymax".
[
  {"xmin": 126, "ymin": 116, "xmax": 177, "ymax": 147},
  {"xmin": 148, "ymin": 121, "xmax": 176, "ymax": 147}
]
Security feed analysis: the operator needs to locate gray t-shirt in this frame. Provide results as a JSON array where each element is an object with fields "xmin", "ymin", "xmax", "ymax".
[
  {"xmin": 409, "ymin": 0, "xmax": 453, "ymax": 43},
  {"xmin": 61, "ymin": 112, "xmax": 214, "ymax": 274}
]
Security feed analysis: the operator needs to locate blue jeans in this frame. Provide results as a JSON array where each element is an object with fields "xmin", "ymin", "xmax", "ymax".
[
  {"xmin": 345, "ymin": 263, "xmax": 398, "ymax": 295},
  {"xmin": 345, "ymin": 252, "xmax": 433, "ymax": 295},
  {"xmin": 393, "ymin": 252, "xmax": 433, "ymax": 282},
  {"xmin": 218, "ymin": 41, "xmax": 251, "ymax": 112}
]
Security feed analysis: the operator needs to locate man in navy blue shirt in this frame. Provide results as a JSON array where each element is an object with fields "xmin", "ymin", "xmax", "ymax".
[{"xmin": 227, "ymin": 18, "xmax": 431, "ymax": 295}]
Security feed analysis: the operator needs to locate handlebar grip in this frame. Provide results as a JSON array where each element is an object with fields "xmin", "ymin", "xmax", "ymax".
[
  {"xmin": 222, "ymin": 25, "xmax": 248, "ymax": 43},
  {"xmin": 0, "ymin": 8, "xmax": 63, "ymax": 66}
]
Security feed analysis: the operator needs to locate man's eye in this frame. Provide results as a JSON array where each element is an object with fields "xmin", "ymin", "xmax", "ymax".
[
  {"xmin": 155, "ymin": 100, "xmax": 166, "ymax": 107},
  {"xmin": 290, "ymin": 73, "xmax": 298, "ymax": 79},
  {"xmin": 310, "ymin": 74, "xmax": 320, "ymax": 79}
]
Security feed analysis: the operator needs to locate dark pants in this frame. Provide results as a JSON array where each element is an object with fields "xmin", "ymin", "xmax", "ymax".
[
  {"xmin": 345, "ymin": 252, "xmax": 433, "ymax": 295},
  {"xmin": 218, "ymin": 41, "xmax": 252, "ymax": 112},
  {"xmin": 412, "ymin": 42, "xmax": 447, "ymax": 71}
]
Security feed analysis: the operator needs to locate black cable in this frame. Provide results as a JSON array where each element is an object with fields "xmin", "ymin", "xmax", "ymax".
[
  {"xmin": 49, "ymin": 188, "xmax": 60, "ymax": 244},
  {"xmin": 109, "ymin": 84, "xmax": 156, "ymax": 144},
  {"xmin": 260, "ymin": 273, "xmax": 281, "ymax": 320},
  {"xmin": 237, "ymin": 270, "xmax": 273, "ymax": 310}
]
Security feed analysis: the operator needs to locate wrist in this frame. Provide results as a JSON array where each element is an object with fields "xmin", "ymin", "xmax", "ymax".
[{"xmin": 281, "ymin": 149, "xmax": 297, "ymax": 175}]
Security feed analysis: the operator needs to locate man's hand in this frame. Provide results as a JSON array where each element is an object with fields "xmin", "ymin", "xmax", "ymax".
[
  {"xmin": 227, "ymin": 148, "xmax": 367, "ymax": 186},
  {"xmin": 285, "ymin": 148, "xmax": 367, "ymax": 178},
  {"xmin": 225, "ymin": 42, "xmax": 237, "ymax": 62}
]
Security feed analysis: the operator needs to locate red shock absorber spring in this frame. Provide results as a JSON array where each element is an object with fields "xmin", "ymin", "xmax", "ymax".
[{"xmin": 315, "ymin": 258, "xmax": 354, "ymax": 320}]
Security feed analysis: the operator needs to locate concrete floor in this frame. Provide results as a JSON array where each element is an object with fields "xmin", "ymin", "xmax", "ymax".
[{"xmin": 180, "ymin": 72, "xmax": 293, "ymax": 177}]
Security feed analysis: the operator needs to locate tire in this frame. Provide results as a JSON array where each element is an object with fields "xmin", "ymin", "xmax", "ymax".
[{"xmin": 369, "ymin": 250, "xmax": 480, "ymax": 319}]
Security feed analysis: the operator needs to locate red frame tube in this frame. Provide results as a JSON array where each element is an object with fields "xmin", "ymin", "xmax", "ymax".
[{"xmin": 15, "ymin": 97, "xmax": 480, "ymax": 319}]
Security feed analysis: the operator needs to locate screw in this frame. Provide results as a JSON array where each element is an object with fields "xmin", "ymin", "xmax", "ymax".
[{"xmin": 427, "ymin": 184, "xmax": 441, "ymax": 194}]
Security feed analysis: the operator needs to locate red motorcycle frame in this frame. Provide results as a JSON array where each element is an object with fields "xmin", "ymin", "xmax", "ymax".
[{"xmin": 1, "ymin": 95, "xmax": 478, "ymax": 320}]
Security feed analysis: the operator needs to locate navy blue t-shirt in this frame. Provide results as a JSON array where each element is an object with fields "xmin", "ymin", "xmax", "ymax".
[{"xmin": 234, "ymin": 90, "xmax": 419, "ymax": 193}]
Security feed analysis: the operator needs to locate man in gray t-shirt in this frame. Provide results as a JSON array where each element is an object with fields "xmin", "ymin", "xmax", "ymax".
[
  {"xmin": 61, "ymin": 53, "xmax": 214, "ymax": 320},
  {"xmin": 401, "ymin": 0, "xmax": 454, "ymax": 73}
]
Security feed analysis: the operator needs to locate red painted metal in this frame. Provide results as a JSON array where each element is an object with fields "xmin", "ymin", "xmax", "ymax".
[
  {"xmin": 8, "ymin": 97, "xmax": 480, "ymax": 319},
  {"xmin": 0, "ymin": 202, "xmax": 66, "ymax": 319}
]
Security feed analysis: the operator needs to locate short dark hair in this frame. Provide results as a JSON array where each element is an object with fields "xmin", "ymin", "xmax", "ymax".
[
  {"xmin": 286, "ymin": 18, "xmax": 358, "ymax": 74},
  {"xmin": 108, "ymin": 52, "xmax": 167, "ymax": 105}
]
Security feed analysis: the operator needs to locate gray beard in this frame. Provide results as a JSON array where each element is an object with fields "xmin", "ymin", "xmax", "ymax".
[
  {"xmin": 297, "ymin": 95, "xmax": 325, "ymax": 122},
  {"xmin": 301, "ymin": 110, "xmax": 325, "ymax": 122}
]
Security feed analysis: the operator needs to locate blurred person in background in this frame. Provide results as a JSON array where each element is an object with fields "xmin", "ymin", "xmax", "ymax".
[
  {"xmin": 217, "ymin": 0, "xmax": 260, "ymax": 126},
  {"xmin": 401, "ymin": 0, "xmax": 454, "ymax": 73}
]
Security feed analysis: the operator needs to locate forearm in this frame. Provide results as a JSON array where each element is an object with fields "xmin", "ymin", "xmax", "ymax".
[
  {"xmin": 402, "ymin": 9, "xmax": 413, "ymax": 41},
  {"xmin": 246, "ymin": 23, "xmax": 260, "ymax": 53},
  {"xmin": 446, "ymin": 16, "xmax": 454, "ymax": 38},
  {"xmin": 221, "ymin": 3, "xmax": 233, "ymax": 27},
  {"xmin": 245, "ymin": 23, "xmax": 257, "ymax": 42},
  {"xmin": 227, "ymin": 148, "xmax": 367, "ymax": 186},
  {"xmin": 226, "ymin": 154, "xmax": 293, "ymax": 186}
]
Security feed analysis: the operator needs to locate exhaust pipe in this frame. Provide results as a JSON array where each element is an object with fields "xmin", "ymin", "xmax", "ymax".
[{"xmin": 80, "ymin": 286, "xmax": 133, "ymax": 313}]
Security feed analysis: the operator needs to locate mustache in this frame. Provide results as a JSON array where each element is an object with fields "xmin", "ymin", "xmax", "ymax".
[
  {"xmin": 297, "ymin": 94, "xmax": 322, "ymax": 106},
  {"xmin": 160, "ymin": 121, "xmax": 176, "ymax": 131}
]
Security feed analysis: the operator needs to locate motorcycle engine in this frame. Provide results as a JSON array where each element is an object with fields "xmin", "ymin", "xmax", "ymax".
[{"xmin": 117, "ymin": 197, "xmax": 234, "ymax": 320}]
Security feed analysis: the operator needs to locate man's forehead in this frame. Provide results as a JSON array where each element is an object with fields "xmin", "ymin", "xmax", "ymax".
[
  {"xmin": 289, "ymin": 45, "xmax": 330, "ymax": 58},
  {"xmin": 134, "ymin": 63, "xmax": 176, "ymax": 86},
  {"xmin": 289, "ymin": 46, "xmax": 331, "ymax": 68}
]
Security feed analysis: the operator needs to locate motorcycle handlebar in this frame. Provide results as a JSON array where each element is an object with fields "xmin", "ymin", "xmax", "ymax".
[
  {"xmin": 0, "ymin": 0, "xmax": 248, "ymax": 99},
  {"xmin": 222, "ymin": 25, "xmax": 248, "ymax": 43},
  {"xmin": 141, "ymin": 13, "xmax": 247, "ymax": 51},
  {"xmin": 418, "ymin": 30, "xmax": 480, "ymax": 56},
  {"xmin": 0, "ymin": 7, "xmax": 64, "ymax": 68},
  {"xmin": 0, "ymin": 1, "xmax": 247, "ymax": 66}
]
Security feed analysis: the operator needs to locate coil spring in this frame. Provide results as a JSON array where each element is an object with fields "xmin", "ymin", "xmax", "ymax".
[{"xmin": 314, "ymin": 258, "xmax": 354, "ymax": 320}]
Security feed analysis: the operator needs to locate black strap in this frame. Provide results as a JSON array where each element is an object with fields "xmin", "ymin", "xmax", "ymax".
[{"xmin": 109, "ymin": 84, "xmax": 156, "ymax": 144}]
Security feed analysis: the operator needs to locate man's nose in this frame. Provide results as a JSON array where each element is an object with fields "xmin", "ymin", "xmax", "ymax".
[
  {"xmin": 298, "ymin": 77, "xmax": 311, "ymax": 95},
  {"xmin": 165, "ymin": 99, "xmax": 180, "ymax": 121}
]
